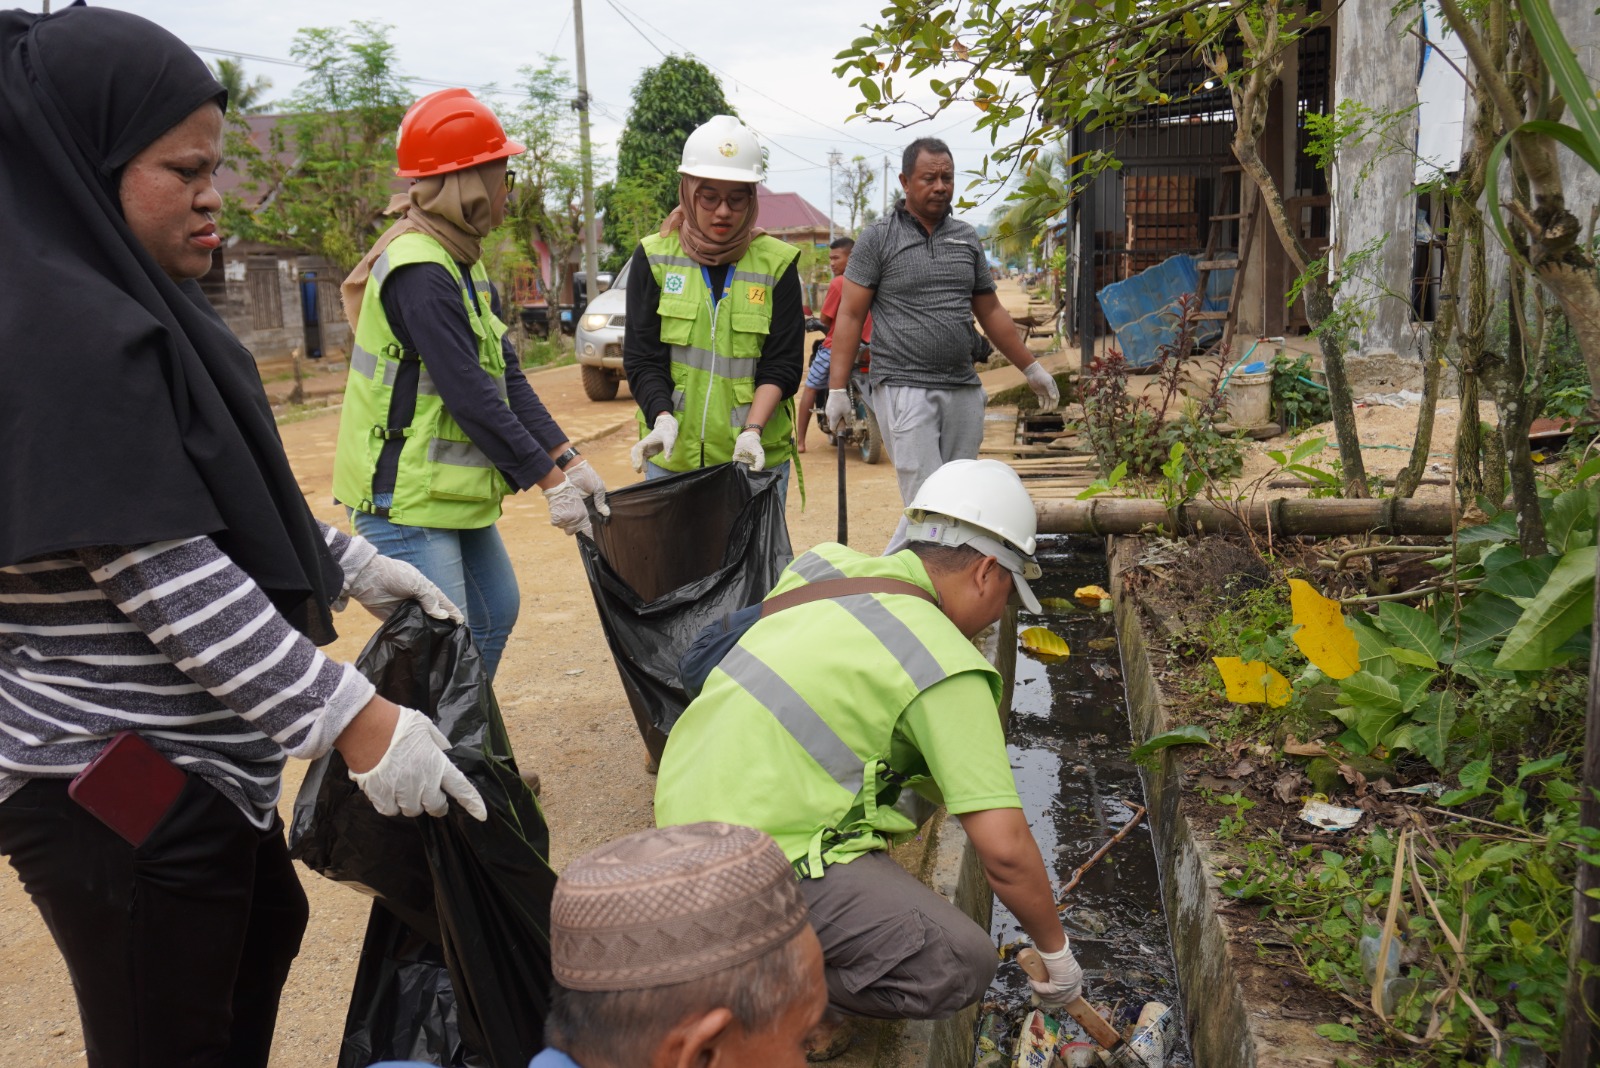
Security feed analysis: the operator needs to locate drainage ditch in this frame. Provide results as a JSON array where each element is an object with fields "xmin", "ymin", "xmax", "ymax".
[{"xmin": 976, "ymin": 536, "xmax": 1192, "ymax": 1067}]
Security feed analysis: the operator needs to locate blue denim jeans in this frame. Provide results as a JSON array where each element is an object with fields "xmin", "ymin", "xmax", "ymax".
[
  {"xmin": 349, "ymin": 509, "xmax": 519, "ymax": 680},
  {"xmin": 644, "ymin": 460, "xmax": 791, "ymax": 511}
]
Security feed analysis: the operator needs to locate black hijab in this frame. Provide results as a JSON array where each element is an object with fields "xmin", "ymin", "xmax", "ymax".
[{"xmin": 0, "ymin": 4, "xmax": 343, "ymax": 644}]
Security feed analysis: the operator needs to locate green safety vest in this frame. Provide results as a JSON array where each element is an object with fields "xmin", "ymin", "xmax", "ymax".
[
  {"xmin": 654, "ymin": 543, "xmax": 1003, "ymax": 877},
  {"xmin": 333, "ymin": 232, "xmax": 512, "ymax": 529},
  {"xmin": 637, "ymin": 232, "xmax": 801, "ymax": 472}
]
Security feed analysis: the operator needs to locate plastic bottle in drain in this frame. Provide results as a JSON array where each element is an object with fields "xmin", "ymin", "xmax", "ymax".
[{"xmin": 1359, "ymin": 930, "xmax": 1421, "ymax": 1015}]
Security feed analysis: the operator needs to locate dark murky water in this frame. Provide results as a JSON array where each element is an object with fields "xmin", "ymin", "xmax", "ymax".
[{"xmin": 977, "ymin": 536, "xmax": 1192, "ymax": 1066}]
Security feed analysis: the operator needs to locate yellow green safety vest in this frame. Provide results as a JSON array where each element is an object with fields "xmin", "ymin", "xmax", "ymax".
[
  {"xmin": 333, "ymin": 232, "xmax": 512, "ymax": 529},
  {"xmin": 654, "ymin": 542, "xmax": 1003, "ymax": 877},
  {"xmin": 637, "ymin": 232, "xmax": 801, "ymax": 472}
]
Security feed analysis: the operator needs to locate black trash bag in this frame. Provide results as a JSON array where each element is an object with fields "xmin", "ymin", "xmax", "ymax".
[
  {"xmin": 578, "ymin": 463, "xmax": 791, "ymax": 758},
  {"xmin": 288, "ymin": 602, "xmax": 557, "ymax": 1068}
]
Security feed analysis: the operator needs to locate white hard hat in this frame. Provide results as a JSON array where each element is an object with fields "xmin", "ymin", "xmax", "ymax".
[
  {"xmin": 904, "ymin": 459, "xmax": 1042, "ymax": 613},
  {"xmin": 679, "ymin": 115, "xmax": 765, "ymax": 183}
]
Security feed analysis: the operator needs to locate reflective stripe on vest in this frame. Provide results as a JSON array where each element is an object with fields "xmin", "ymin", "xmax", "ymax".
[
  {"xmin": 333, "ymin": 232, "xmax": 511, "ymax": 528},
  {"xmin": 717, "ymin": 644, "xmax": 865, "ymax": 799},
  {"xmin": 787, "ymin": 552, "xmax": 947, "ymax": 690}
]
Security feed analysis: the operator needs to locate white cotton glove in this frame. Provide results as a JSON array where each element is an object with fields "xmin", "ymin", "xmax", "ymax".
[
  {"xmin": 562, "ymin": 458, "xmax": 611, "ymax": 518},
  {"xmin": 348, "ymin": 706, "xmax": 488, "ymax": 821},
  {"xmin": 1024, "ymin": 362, "xmax": 1061, "ymax": 413},
  {"xmin": 732, "ymin": 429, "xmax": 766, "ymax": 471},
  {"xmin": 346, "ymin": 554, "xmax": 464, "ymax": 623},
  {"xmin": 1029, "ymin": 942, "xmax": 1085, "ymax": 1010},
  {"xmin": 824, "ymin": 389, "xmax": 852, "ymax": 433},
  {"xmin": 630, "ymin": 412, "xmax": 679, "ymax": 473},
  {"xmin": 543, "ymin": 478, "xmax": 593, "ymax": 538}
]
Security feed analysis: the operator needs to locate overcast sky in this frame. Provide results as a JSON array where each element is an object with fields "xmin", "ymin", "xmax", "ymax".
[{"xmin": 90, "ymin": 0, "xmax": 1011, "ymax": 227}]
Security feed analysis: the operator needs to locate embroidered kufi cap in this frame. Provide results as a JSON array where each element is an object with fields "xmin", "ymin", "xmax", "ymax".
[{"xmin": 552, "ymin": 822, "xmax": 809, "ymax": 991}]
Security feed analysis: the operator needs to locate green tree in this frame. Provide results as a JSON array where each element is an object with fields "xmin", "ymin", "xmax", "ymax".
[
  {"xmin": 501, "ymin": 56, "xmax": 598, "ymax": 352},
  {"xmin": 835, "ymin": 154, "xmax": 876, "ymax": 234},
  {"xmin": 602, "ymin": 55, "xmax": 734, "ymax": 268},
  {"xmin": 222, "ymin": 21, "xmax": 412, "ymax": 273},
  {"xmin": 210, "ymin": 57, "xmax": 273, "ymax": 115}
]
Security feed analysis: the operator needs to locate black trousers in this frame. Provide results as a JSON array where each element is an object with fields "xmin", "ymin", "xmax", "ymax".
[{"xmin": 0, "ymin": 775, "xmax": 309, "ymax": 1068}]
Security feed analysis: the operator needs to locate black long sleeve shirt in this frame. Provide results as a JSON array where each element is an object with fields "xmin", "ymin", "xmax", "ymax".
[
  {"xmin": 621, "ymin": 243, "xmax": 805, "ymax": 424},
  {"xmin": 380, "ymin": 262, "xmax": 568, "ymax": 491}
]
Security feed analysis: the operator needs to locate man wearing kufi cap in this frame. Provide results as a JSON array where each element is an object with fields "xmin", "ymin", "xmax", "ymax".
[
  {"xmin": 656, "ymin": 460, "xmax": 1084, "ymax": 1055},
  {"xmin": 536, "ymin": 822, "xmax": 828, "ymax": 1067}
]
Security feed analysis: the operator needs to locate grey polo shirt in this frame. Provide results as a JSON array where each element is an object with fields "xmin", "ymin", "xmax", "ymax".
[{"xmin": 844, "ymin": 205, "xmax": 994, "ymax": 389}]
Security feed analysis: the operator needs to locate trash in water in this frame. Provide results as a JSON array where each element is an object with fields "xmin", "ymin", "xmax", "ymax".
[
  {"xmin": 1020, "ymin": 626, "xmax": 1071, "ymax": 659},
  {"xmin": 1299, "ymin": 798, "xmax": 1363, "ymax": 832},
  {"xmin": 1074, "ymin": 584, "xmax": 1111, "ymax": 608}
]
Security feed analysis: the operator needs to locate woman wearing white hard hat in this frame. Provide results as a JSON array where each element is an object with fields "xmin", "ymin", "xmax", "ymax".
[{"xmin": 623, "ymin": 115, "xmax": 805, "ymax": 506}]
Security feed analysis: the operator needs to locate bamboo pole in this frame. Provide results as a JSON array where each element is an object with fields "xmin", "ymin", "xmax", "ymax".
[{"xmin": 1034, "ymin": 497, "xmax": 1458, "ymax": 536}]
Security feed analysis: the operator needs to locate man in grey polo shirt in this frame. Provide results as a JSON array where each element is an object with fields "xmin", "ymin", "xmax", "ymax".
[{"xmin": 826, "ymin": 137, "xmax": 1059, "ymax": 551}]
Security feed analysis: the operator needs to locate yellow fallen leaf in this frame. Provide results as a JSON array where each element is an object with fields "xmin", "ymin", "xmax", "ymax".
[
  {"xmin": 1019, "ymin": 627, "xmax": 1070, "ymax": 659},
  {"xmin": 1212, "ymin": 657, "xmax": 1291, "ymax": 707},
  {"xmin": 1074, "ymin": 585, "xmax": 1110, "ymax": 608},
  {"xmin": 1288, "ymin": 578, "xmax": 1359, "ymax": 679}
]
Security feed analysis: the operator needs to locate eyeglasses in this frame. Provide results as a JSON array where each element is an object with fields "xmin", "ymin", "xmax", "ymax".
[
  {"xmin": 693, "ymin": 188, "xmax": 752, "ymax": 212},
  {"xmin": 504, "ymin": 170, "xmax": 517, "ymax": 192}
]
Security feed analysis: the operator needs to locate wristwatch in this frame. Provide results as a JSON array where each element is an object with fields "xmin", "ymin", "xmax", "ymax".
[
  {"xmin": 741, "ymin": 423, "xmax": 764, "ymax": 433},
  {"xmin": 553, "ymin": 447, "xmax": 580, "ymax": 469}
]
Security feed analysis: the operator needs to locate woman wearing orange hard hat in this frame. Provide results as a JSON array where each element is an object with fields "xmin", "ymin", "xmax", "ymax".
[{"xmin": 334, "ymin": 88, "xmax": 607, "ymax": 679}]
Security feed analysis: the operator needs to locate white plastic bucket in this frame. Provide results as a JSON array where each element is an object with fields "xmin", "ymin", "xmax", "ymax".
[{"xmin": 1224, "ymin": 368, "xmax": 1273, "ymax": 428}]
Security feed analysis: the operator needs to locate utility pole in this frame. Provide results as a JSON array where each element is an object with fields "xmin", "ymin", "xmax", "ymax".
[
  {"xmin": 827, "ymin": 149, "xmax": 842, "ymax": 246},
  {"xmin": 882, "ymin": 155, "xmax": 890, "ymax": 217},
  {"xmin": 572, "ymin": 0, "xmax": 600, "ymax": 311}
]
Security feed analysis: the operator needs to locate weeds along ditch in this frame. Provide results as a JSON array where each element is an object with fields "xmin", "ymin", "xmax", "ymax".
[
  {"xmin": 1122, "ymin": 476, "xmax": 1600, "ymax": 1066},
  {"xmin": 976, "ymin": 536, "xmax": 1193, "ymax": 1067}
]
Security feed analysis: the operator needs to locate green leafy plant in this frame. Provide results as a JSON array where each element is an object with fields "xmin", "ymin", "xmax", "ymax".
[
  {"xmin": 1271, "ymin": 352, "xmax": 1333, "ymax": 430},
  {"xmin": 1077, "ymin": 293, "xmax": 1245, "ymax": 484}
]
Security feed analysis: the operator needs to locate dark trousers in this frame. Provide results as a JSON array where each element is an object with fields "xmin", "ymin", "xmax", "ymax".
[
  {"xmin": 0, "ymin": 776, "xmax": 309, "ymax": 1068},
  {"xmin": 800, "ymin": 851, "xmax": 997, "ymax": 1020}
]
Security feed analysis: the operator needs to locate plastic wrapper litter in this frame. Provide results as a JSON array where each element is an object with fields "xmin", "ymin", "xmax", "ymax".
[
  {"xmin": 578, "ymin": 463, "xmax": 792, "ymax": 759},
  {"xmin": 288, "ymin": 602, "xmax": 557, "ymax": 1068}
]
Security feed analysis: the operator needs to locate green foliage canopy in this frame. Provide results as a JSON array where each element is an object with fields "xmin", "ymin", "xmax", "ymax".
[{"xmin": 600, "ymin": 56, "xmax": 733, "ymax": 268}]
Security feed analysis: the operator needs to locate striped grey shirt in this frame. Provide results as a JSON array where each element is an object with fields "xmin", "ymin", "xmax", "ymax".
[
  {"xmin": 844, "ymin": 205, "xmax": 994, "ymax": 390},
  {"xmin": 0, "ymin": 526, "xmax": 378, "ymax": 828}
]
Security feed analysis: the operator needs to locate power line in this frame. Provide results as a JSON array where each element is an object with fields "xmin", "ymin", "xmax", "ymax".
[
  {"xmin": 191, "ymin": 44, "xmax": 517, "ymax": 99},
  {"xmin": 599, "ymin": 0, "xmax": 666, "ymax": 59},
  {"xmin": 600, "ymin": 0, "xmax": 891, "ymax": 155}
]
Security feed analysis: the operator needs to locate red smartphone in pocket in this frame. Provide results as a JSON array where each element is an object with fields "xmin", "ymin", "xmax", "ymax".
[{"xmin": 68, "ymin": 731, "xmax": 188, "ymax": 847}]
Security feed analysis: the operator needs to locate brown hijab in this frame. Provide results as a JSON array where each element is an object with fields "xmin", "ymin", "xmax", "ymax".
[
  {"xmin": 659, "ymin": 175, "xmax": 764, "ymax": 267},
  {"xmin": 342, "ymin": 162, "xmax": 500, "ymax": 330}
]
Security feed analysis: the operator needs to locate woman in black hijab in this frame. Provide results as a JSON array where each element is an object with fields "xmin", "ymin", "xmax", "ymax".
[{"xmin": 0, "ymin": 7, "xmax": 486, "ymax": 1065}]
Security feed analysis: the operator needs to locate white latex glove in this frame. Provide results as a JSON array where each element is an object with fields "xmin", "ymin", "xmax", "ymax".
[
  {"xmin": 1029, "ymin": 942, "xmax": 1085, "ymax": 1010},
  {"xmin": 349, "ymin": 706, "xmax": 488, "ymax": 821},
  {"xmin": 732, "ymin": 429, "xmax": 766, "ymax": 471},
  {"xmin": 563, "ymin": 458, "xmax": 611, "ymax": 518},
  {"xmin": 543, "ymin": 478, "xmax": 593, "ymax": 538},
  {"xmin": 346, "ymin": 554, "xmax": 464, "ymax": 623},
  {"xmin": 824, "ymin": 389, "xmax": 852, "ymax": 433},
  {"xmin": 630, "ymin": 412, "xmax": 679, "ymax": 473},
  {"xmin": 1024, "ymin": 362, "xmax": 1061, "ymax": 413}
]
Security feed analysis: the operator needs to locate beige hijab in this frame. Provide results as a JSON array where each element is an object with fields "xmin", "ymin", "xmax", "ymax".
[
  {"xmin": 659, "ymin": 175, "xmax": 764, "ymax": 267},
  {"xmin": 342, "ymin": 164, "xmax": 499, "ymax": 331}
]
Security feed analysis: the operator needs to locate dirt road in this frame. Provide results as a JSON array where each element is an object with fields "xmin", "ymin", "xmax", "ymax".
[{"xmin": 0, "ymin": 354, "xmax": 910, "ymax": 1067}]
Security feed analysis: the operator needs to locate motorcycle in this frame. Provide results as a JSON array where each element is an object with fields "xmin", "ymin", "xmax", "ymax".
[{"xmin": 805, "ymin": 317, "xmax": 883, "ymax": 465}]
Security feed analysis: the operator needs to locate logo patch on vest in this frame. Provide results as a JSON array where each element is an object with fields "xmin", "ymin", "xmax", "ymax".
[
  {"xmin": 747, "ymin": 285, "xmax": 767, "ymax": 305},
  {"xmin": 664, "ymin": 271, "xmax": 687, "ymax": 295}
]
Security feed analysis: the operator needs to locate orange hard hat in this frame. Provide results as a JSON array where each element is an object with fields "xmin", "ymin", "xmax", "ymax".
[{"xmin": 395, "ymin": 88, "xmax": 525, "ymax": 178}]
